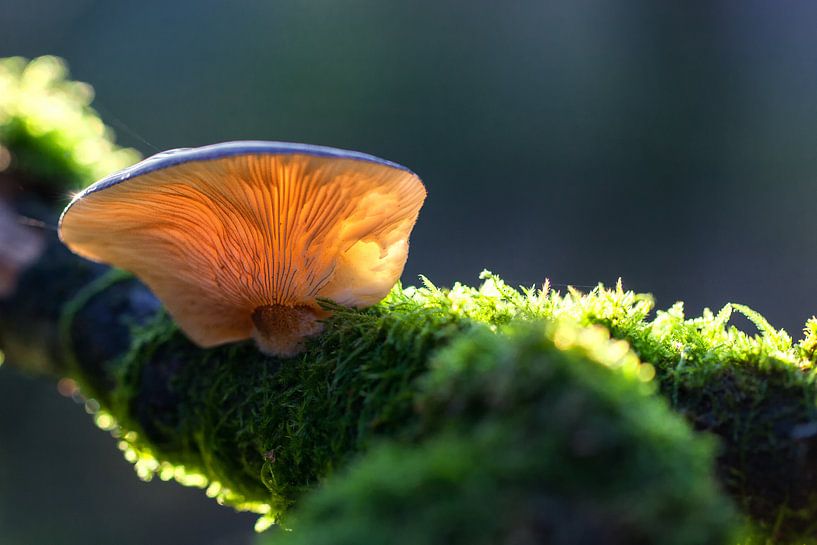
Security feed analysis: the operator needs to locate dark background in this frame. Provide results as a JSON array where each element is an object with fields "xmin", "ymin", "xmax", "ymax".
[{"xmin": 3, "ymin": 1, "xmax": 817, "ymax": 544}]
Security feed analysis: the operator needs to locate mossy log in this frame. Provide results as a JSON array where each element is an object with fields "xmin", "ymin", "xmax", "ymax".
[
  {"xmin": 0, "ymin": 221, "xmax": 739, "ymax": 545},
  {"xmin": 4, "ymin": 199, "xmax": 817, "ymax": 543}
]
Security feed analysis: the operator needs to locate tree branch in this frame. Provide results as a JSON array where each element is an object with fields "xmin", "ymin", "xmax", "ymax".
[{"xmin": 4, "ymin": 196, "xmax": 817, "ymax": 543}]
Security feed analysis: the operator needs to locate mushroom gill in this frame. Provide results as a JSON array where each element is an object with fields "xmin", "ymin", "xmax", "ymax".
[{"xmin": 59, "ymin": 142, "xmax": 426, "ymax": 357}]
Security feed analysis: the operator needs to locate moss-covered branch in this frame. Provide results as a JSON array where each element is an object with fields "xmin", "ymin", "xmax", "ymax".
[
  {"xmin": 2, "ymin": 254, "xmax": 745, "ymax": 543},
  {"xmin": 8, "ymin": 235, "xmax": 815, "ymax": 541},
  {"xmin": 63, "ymin": 273, "xmax": 817, "ymax": 543}
]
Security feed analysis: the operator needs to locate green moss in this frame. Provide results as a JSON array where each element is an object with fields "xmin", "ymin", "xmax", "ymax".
[
  {"xmin": 262, "ymin": 322, "xmax": 740, "ymax": 545},
  {"xmin": 68, "ymin": 272, "xmax": 817, "ymax": 542},
  {"xmin": 102, "ymin": 284, "xmax": 481, "ymax": 522},
  {"xmin": 0, "ymin": 56, "xmax": 139, "ymax": 191}
]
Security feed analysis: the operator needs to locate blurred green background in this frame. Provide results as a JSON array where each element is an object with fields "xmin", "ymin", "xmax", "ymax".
[{"xmin": 3, "ymin": 1, "xmax": 817, "ymax": 544}]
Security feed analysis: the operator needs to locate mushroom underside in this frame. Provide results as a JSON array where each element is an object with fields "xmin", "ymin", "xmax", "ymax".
[{"xmin": 59, "ymin": 151, "xmax": 426, "ymax": 356}]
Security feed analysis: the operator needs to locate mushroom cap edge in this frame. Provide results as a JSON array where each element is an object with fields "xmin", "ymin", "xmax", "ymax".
[{"xmin": 58, "ymin": 140, "xmax": 420, "ymax": 231}]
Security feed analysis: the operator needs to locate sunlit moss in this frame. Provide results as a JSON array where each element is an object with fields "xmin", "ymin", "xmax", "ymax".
[
  {"xmin": 261, "ymin": 321, "xmax": 740, "ymax": 545},
  {"xmin": 0, "ymin": 56, "xmax": 139, "ymax": 190},
  {"xmin": 62, "ymin": 271, "xmax": 817, "ymax": 543}
]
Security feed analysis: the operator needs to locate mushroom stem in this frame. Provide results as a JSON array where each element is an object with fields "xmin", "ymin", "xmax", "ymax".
[{"xmin": 251, "ymin": 304, "xmax": 325, "ymax": 357}]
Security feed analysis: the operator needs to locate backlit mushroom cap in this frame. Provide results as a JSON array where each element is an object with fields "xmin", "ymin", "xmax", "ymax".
[{"xmin": 59, "ymin": 141, "xmax": 426, "ymax": 356}]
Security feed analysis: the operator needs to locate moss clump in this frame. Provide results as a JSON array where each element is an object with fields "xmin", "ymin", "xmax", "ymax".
[
  {"xmin": 104, "ymin": 285, "xmax": 479, "ymax": 522},
  {"xmin": 72, "ymin": 272, "xmax": 817, "ymax": 542},
  {"xmin": 262, "ymin": 322, "xmax": 740, "ymax": 545},
  {"xmin": 0, "ymin": 56, "xmax": 139, "ymax": 191}
]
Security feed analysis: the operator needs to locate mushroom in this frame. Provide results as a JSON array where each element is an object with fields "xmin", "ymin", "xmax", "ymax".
[{"xmin": 59, "ymin": 141, "xmax": 426, "ymax": 357}]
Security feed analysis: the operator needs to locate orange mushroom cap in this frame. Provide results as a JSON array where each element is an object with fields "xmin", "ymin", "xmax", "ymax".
[{"xmin": 59, "ymin": 141, "xmax": 426, "ymax": 357}]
